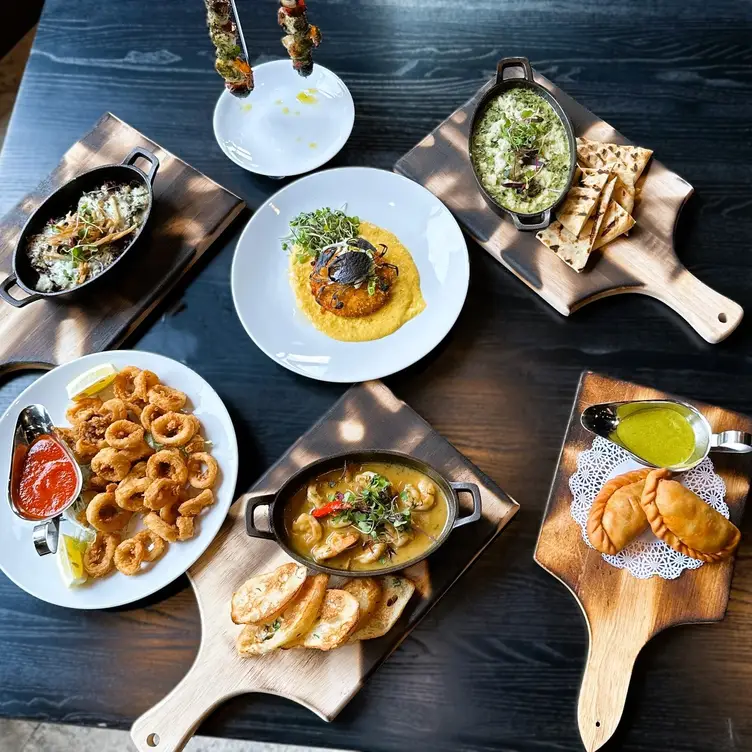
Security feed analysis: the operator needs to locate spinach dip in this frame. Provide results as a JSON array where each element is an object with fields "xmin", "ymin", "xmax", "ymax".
[{"xmin": 471, "ymin": 87, "xmax": 571, "ymax": 214}]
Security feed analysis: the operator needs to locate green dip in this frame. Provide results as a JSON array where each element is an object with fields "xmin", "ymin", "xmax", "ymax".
[
  {"xmin": 612, "ymin": 408, "xmax": 696, "ymax": 468},
  {"xmin": 471, "ymin": 87, "xmax": 571, "ymax": 214}
]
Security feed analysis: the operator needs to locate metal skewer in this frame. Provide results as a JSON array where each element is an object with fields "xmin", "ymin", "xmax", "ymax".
[{"xmin": 228, "ymin": 0, "xmax": 251, "ymax": 64}]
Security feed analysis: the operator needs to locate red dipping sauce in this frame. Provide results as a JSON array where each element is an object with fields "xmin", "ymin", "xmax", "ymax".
[{"xmin": 13, "ymin": 434, "xmax": 79, "ymax": 520}]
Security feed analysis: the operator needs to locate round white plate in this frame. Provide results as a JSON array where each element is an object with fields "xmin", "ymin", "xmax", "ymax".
[
  {"xmin": 213, "ymin": 60, "xmax": 354, "ymax": 177},
  {"xmin": 0, "ymin": 351, "xmax": 238, "ymax": 609},
  {"xmin": 231, "ymin": 167, "xmax": 469, "ymax": 382}
]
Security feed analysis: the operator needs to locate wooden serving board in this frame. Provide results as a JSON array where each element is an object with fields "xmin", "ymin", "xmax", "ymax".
[
  {"xmin": 0, "ymin": 112, "xmax": 245, "ymax": 372},
  {"xmin": 394, "ymin": 70, "xmax": 743, "ymax": 344},
  {"xmin": 535, "ymin": 371, "xmax": 752, "ymax": 751},
  {"xmin": 130, "ymin": 380, "xmax": 519, "ymax": 752}
]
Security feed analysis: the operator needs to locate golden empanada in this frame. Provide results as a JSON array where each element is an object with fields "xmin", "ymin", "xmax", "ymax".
[
  {"xmin": 587, "ymin": 469, "xmax": 651, "ymax": 555},
  {"xmin": 640, "ymin": 468, "xmax": 741, "ymax": 562}
]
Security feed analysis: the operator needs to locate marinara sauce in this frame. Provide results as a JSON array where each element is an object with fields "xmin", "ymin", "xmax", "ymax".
[{"xmin": 14, "ymin": 435, "xmax": 78, "ymax": 519}]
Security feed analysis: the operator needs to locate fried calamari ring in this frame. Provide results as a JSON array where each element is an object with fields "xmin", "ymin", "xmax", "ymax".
[
  {"xmin": 87, "ymin": 474, "xmax": 109, "ymax": 491},
  {"xmin": 183, "ymin": 433, "xmax": 205, "ymax": 454},
  {"xmin": 113, "ymin": 366, "xmax": 142, "ymax": 402},
  {"xmin": 118, "ymin": 441, "xmax": 155, "ymax": 462},
  {"xmin": 124, "ymin": 461, "xmax": 148, "ymax": 482},
  {"xmin": 124, "ymin": 401, "xmax": 143, "ymax": 421},
  {"xmin": 140, "ymin": 403, "xmax": 165, "ymax": 432},
  {"xmin": 187, "ymin": 452, "xmax": 218, "ymax": 489},
  {"xmin": 151, "ymin": 412, "xmax": 198, "ymax": 447},
  {"xmin": 144, "ymin": 511, "xmax": 179, "ymax": 542},
  {"xmin": 115, "ymin": 476, "xmax": 151, "ymax": 511},
  {"xmin": 100, "ymin": 398, "xmax": 127, "ymax": 422},
  {"xmin": 75, "ymin": 409, "xmax": 110, "ymax": 452},
  {"xmin": 75, "ymin": 438, "xmax": 100, "ymax": 459},
  {"xmin": 147, "ymin": 450, "xmax": 189, "ymax": 484},
  {"xmin": 148, "ymin": 385, "xmax": 187, "ymax": 412},
  {"xmin": 83, "ymin": 532, "xmax": 119, "ymax": 578},
  {"xmin": 54, "ymin": 426, "xmax": 76, "ymax": 448},
  {"xmin": 105, "ymin": 419, "xmax": 145, "ymax": 449},
  {"xmin": 114, "ymin": 537, "xmax": 146, "ymax": 575},
  {"xmin": 134, "ymin": 370, "xmax": 160, "ymax": 401},
  {"xmin": 160, "ymin": 499, "xmax": 182, "ymax": 525},
  {"xmin": 145, "ymin": 478, "xmax": 181, "ymax": 510},
  {"xmin": 86, "ymin": 486, "xmax": 133, "ymax": 532},
  {"xmin": 66, "ymin": 397, "xmax": 103, "ymax": 425},
  {"xmin": 176, "ymin": 515, "xmax": 195, "ymax": 541},
  {"xmin": 134, "ymin": 529, "xmax": 167, "ymax": 562},
  {"xmin": 91, "ymin": 447, "xmax": 132, "ymax": 482},
  {"xmin": 178, "ymin": 489, "xmax": 214, "ymax": 517}
]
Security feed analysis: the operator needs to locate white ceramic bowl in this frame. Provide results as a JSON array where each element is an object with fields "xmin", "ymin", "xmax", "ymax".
[
  {"xmin": 213, "ymin": 60, "xmax": 354, "ymax": 177},
  {"xmin": 0, "ymin": 351, "xmax": 239, "ymax": 609},
  {"xmin": 231, "ymin": 167, "xmax": 470, "ymax": 382}
]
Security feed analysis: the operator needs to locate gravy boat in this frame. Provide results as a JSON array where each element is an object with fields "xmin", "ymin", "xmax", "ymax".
[
  {"xmin": 581, "ymin": 399, "xmax": 752, "ymax": 472},
  {"xmin": 7, "ymin": 404, "xmax": 83, "ymax": 556}
]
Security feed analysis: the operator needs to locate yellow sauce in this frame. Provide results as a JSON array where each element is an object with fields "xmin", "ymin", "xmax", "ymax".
[
  {"xmin": 296, "ymin": 89, "xmax": 318, "ymax": 104},
  {"xmin": 308, "ymin": 142, "xmax": 317, "ymax": 149},
  {"xmin": 612, "ymin": 407, "xmax": 695, "ymax": 467},
  {"xmin": 289, "ymin": 221, "xmax": 426, "ymax": 342},
  {"xmin": 241, "ymin": 103, "xmax": 252, "ymax": 112},
  {"xmin": 282, "ymin": 106, "xmax": 290, "ymax": 115}
]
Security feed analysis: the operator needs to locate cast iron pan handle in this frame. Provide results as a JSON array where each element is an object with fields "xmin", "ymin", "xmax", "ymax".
[
  {"xmin": 496, "ymin": 56, "xmax": 534, "ymax": 84},
  {"xmin": 450, "ymin": 481, "xmax": 483, "ymax": 529},
  {"xmin": 122, "ymin": 147, "xmax": 160, "ymax": 185},
  {"xmin": 245, "ymin": 493, "xmax": 275, "ymax": 539},
  {"xmin": 511, "ymin": 208, "xmax": 552, "ymax": 232},
  {"xmin": 0, "ymin": 273, "xmax": 42, "ymax": 308}
]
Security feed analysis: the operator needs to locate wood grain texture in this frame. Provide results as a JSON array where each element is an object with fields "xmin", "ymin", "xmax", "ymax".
[
  {"xmin": 395, "ymin": 71, "xmax": 743, "ymax": 344},
  {"xmin": 130, "ymin": 380, "xmax": 518, "ymax": 751},
  {"xmin": 535, "ymin": 372, "xmax": 752, "ymax": 751},
  {"xmin": 0, "ymin": 0, "xmax": 751, "ymax": 750},
  {"xmin": 0, "ymin": 112, "xmax": 245, "ymax": 371}
]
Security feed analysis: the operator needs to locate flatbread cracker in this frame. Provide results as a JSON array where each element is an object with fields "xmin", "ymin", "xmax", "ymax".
[
  {"xmin": 555, "ymin": 167, "xmax": 610, "ymax": 237},
  {"xmin": 349, "ymin": 576, "xmax": 415, "ymax": 641},
  {"xmin": 237, "ymin": 574, "xmax": 329, "ymax": 656},
  {"xmin": 536, "ymin": 221, "xmax": 592, "ymax": 273},
  {"xmin": 231, "ymin": 563, "xmax": 308, "ymax": 625},
  {"xmin": 577, "ymin": 137, "xmax": 653, "ymax": 188},
  {"xmin": 593, "ymin": 200, "xmax": 636, "ymax": 250}
]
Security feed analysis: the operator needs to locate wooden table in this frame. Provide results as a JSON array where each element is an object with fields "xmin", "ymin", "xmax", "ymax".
[{"xmin": 0, "ymin": 1, "xmax": 751, "ymax": 750}]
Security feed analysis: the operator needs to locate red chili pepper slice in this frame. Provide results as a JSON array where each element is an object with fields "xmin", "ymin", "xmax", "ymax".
[{"xmin": 311, "ymin": 500, "xmax": 351, "ymax": 518}]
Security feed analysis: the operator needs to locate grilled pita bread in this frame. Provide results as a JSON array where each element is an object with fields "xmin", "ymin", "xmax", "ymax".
[
  {"xmin": 593, "ymin": 200, "xmax": 636, "ymax": 250},
  {"xmin": 231, "ymin": 563, "xmax": 308, "ymax": 625},
  {"xmin": 555, "ymin": 167, "xmax": 610, "ymax": 237},
  {"xmin": 349, "ymin": 576, "xmax": 415, "ymax": 641},
  {"xmin": 611, "ymin": 175, "xmax": 634, "ymax": 216},
  {"xmin": 237, "ymin": 574, "xmax": 329, "ymax": 656},
  {"xmin": 536, "ymin": 221, "xmax": 593, "ymax": 273},
  {"xmin": 577, "ymin": 137, "xmax": 653, "ymax": 188},
  {"xmin": 578, "ymin": 176, "xmax": 617, "ymax": 250},
  {"xmin": 292, "ymin": 589, "xmax": 361, "ymax": 650}
]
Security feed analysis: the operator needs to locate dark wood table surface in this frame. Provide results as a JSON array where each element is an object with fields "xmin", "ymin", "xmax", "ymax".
[{"xmin": 1, "ymin": 1, "xmax": 751, "ymax": 750}]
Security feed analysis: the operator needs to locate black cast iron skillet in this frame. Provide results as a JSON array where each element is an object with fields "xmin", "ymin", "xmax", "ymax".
[
  {"xmin": 469, "ymin": 57, "xmax": 577, "ymax": 232},
  {"xmin": 245, "ymin": 449, "xmax": 482, "ymax": 578},
  {"xmin": 0, "ymin": 147, "xmax": 159, "ymax": 308}
]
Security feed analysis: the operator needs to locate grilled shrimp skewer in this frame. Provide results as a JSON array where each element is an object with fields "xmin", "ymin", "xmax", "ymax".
[{"xmin": 278, "ymin": 0, "xmax": 322, "ymax": 77}]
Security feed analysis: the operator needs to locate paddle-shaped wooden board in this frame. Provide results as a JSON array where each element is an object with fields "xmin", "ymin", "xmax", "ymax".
[
  {"xmin": 0, "ymin": 112, "xmax": 245, "ymax": 373},
  {"xmin": 130, "ymin": 380, "xmax": 519, "ymax": 752},
  {"xmin": 535, "ymin": 372, "xmax": 752, "ymax": 751},
  {"xmin": 394, "ymin": 70, "xmax": 743, "ymax": 344}
]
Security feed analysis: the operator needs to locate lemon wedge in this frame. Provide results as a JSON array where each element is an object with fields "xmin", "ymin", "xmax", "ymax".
[
  {"xmin": 57, "ymin": 532, "xmax": 91, "ymax": 588},
  {"xmin": 66, "ymin": 364, "xmax": 118, "ymax": 401}
]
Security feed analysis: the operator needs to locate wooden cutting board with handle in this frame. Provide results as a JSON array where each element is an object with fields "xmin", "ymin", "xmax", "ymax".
[
  {"xmin": 0, "ymin": 112, "xmax": 245, "ymax": 373},
  {"xmin": 130, "ymin": 380, "xmax": 519, "ymax": 752},
  {"xmin": 394, "ymin": 67, "xmax": 743, "ymax": 344},
  {"xmin": 535, "ymin": 371, "xmax": 752, "ymax": 751}
]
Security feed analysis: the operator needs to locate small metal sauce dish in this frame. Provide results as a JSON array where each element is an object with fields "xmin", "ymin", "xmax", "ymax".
[
  {"xmin": 8, "ymin": 404, "xmax": 83, "ymax": 556},
  {"xmin": 581, "ymin": 399, "xmax": 752, "ymax": 472}
]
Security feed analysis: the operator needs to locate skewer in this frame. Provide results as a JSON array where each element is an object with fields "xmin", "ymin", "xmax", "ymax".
[
  {"xmin": 278, "ymin": 0, "xmax": 322, "ymax": 77},
  {"xmin": 205, "ymin": 0, "xmax": 254, "ymax": 97}
]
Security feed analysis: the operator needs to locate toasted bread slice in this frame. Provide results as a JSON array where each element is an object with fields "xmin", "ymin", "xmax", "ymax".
[
  {"xmin": 237, "ymin": 574, "xmax": 328, "ymax": 656},
  {"xmin": 349, "ymin": 576, "xmax": 415, "ymax": 641},
  {"xmin": 231, "ymin": 563, "xmax": 308, "ymax": 625},
  {"xmin": 293, "ymin": 589, "xmax": 360, "ymax": 650},
  {"xmin": 342, "ymin": 577, "xmax": 381, "ymax": 630}
]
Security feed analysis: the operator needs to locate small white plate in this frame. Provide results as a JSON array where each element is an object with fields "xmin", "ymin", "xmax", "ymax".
[
  {"xmin": 0, "ymin": 351, "xmax": 239, "ymax": 609},
  {"xmin": 213, "ymin": 60, "xmax": 354, "ymax": 177},
  {"xmin": 231, "ymin": 167, "xmax": 469, "ymax": 382}
]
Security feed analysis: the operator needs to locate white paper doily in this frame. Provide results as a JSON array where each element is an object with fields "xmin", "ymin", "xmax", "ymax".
[{"xmin": 570, "ymin": 436, "xmax": 728, "ymax": 580}]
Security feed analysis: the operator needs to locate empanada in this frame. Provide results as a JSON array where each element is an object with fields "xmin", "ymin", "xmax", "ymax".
[
  {"xmin": 587, "ymin": 469, "xmax": 651, "ymax": 555},
  {"xmin": 640, "ymin": 468, "xmax": 741, "ymax": 562}
]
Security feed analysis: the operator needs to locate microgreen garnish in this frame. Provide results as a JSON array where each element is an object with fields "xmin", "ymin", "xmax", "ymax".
[{"xmin": 281, "ymin": 207, "xmax": 360, "ymax": 263}]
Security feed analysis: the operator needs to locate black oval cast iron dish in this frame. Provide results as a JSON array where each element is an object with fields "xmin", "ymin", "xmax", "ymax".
[
  {"xmin": 0, "ymin": 147, "xmax": 159, "ymax": 308},
  {"xmin": 245, "ymin": 449, "xmax": 483, "ymax": 577},
  {"xmin": 468, "ymin": 56, "xmax": 577, "ymax": 232}
]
